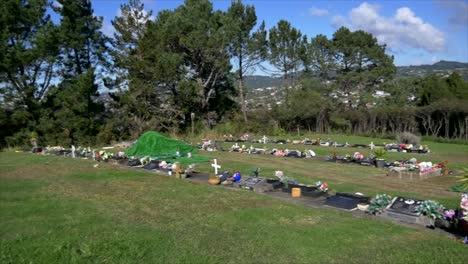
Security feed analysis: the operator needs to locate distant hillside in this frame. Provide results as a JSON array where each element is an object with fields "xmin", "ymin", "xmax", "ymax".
[
  {"xmin": 398, "ymin": 60, "xmax": 468, "ymax": 71},
  {"xmin": 244, "ymin": 75, "xmax": 283, "ymax": 89},
  {"xmin": 396, "ymin": 60, "xmax": 468, "ymax": 79},
  {"xmin": 243, "ymin": 61, "xmax": 468, "ymax": 89}
]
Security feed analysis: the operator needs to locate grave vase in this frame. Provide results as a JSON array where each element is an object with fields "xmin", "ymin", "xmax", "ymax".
[{"xmin": 376, "ymin": 159, "xmax": 385, "ymax": 168}]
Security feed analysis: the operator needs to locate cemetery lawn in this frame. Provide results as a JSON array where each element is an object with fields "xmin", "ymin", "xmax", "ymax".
[{"xmin": 1, "ymin": 152, "xmax": 467, "ymax": 263}]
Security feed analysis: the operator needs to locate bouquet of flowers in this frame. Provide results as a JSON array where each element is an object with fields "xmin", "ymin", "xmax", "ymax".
[
  {"xmin": 315, "ymin": 181, "xmax": 328, "ymax": 192},
  {"xmin": 368, "ymin": 194, "xmax": 392, "ymax": 214},
  {"xmin": 415, "ymin": 200, "xmax": 446, "ymax": 219}
]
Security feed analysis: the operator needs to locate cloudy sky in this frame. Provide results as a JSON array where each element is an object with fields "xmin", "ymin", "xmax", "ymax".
[{"xmin": 91, "ymin": 0, "xmax": 468, "ymax": 66}]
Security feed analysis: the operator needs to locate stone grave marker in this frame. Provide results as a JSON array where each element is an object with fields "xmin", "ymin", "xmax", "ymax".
[
  {"xmin": 236, "ymin": 177, "xmax": 272, "ymax": 193},
  {"xmin": 381, "ymin": 196, "xmax": 427, "ymax": 224},
  {"xmin": 324, "ymin": 193, "xmax": 370, "ymax": 210}
]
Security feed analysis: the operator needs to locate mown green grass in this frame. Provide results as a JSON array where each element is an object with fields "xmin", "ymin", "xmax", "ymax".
[{"xmin": 1, "ymin": 152, "xmax": 467, "ymax": 263}]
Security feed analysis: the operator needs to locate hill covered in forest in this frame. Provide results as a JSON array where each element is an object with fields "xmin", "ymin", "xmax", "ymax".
[{"xmin": 244, "ymin": 61, "xmax": 468, "ymax": 89}]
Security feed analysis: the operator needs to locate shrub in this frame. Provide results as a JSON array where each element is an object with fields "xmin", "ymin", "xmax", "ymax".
[{"xmin": 396, "ymin": 132, "xmax": 421, "ymax": 145}]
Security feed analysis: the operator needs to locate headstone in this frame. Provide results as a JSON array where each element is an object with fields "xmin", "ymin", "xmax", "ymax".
[
  {"xmin": 211, "ymin": 159, "xmax": 221, "ymax": 175},
  {"xmin": 369, "ymin": 141, "xmax": 375, "ymax": 150},
  {"xmin": 236, "ymin": 177, "xmax": 273, "ymax": 192},
  {"xmin": 262, "ymin": 135, "xmax": 268, "ymax": 144},
  {"xmin": 381, "ymin": 196, "xmax": 426, "ymax": 224},
  {"xmin": 71, "ymin": 145, "xmax": 76, "ymax": 158},
  {"xmin": 324, "ymin": 193, "xmax": 370, "ymax": 210}
]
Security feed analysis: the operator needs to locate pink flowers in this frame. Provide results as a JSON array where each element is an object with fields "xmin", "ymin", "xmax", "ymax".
[{"xmin": 443, "ymin": 210, "xmax": 455, "ymax": 219}]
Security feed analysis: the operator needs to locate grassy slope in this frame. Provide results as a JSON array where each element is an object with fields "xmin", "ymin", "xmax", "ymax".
[{"xmin": 1, "ymin": 153, "xmax": 467, "ymax": 263}]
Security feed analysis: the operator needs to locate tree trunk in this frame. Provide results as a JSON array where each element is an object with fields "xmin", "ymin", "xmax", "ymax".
[
  {"xmin": 443, "ymin": 112, "xmax": 450, "ymax": 138},
  {"xmin": 238, "ymin": 77, "xmax": 248, "ymax": 124}
]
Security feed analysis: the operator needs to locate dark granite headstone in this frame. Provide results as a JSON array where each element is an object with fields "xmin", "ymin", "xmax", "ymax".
[
  {"xmin": 127, "ymin": 159, "xmax": 142, "ymax": 167},
  {"xmin": 143, "ymin": 160, "xmax": 160, "ymax": 170},
  {"xmin": 32, "ymin": 147, "xmax": 42, "ymax": 153},
  {"xmin": 387, "ymin": 196, "xmax": 423, "ymax": 216},
  {"xmin": 381, "ymin": 196, "xmax": 426, "ymax": 224},
  {"xmin": 325, "ymin": 193, "xmax": 370, "ymax": 210}
]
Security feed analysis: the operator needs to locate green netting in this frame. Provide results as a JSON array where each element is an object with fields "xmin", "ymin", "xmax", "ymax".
[{"xmin": 125, "ymin": 131, "xmax": 197, "ymax": 157}]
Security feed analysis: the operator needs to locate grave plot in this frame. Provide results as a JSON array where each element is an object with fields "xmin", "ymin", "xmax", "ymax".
[
  {"xmin": 283, "ymin": 183, "xmax": 328, "ymax": 198},
  {"xmin": 235, "ymin": 177, "xmax": 274, "ymax": 192},
  {"xmin": 381, "ymin": 196, "xmax": 428, "ymax": 225},
  {"xmin": 324, "ymin": 193, "xmax": 370, "ymax": 210}
]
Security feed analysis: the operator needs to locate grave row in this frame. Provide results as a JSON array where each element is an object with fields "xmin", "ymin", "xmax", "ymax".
[
  {"xmin": 25, "ymin": 147, "xmax": 467, "ymax": 242},
  {"xmin": 222, "ymin": 136, "xmax": 430, "ymax": 154}
]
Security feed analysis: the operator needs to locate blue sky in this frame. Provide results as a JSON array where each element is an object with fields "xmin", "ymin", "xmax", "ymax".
[{"xmin": 89, "ymin": 0, "xmax": 467, "ymax": 66}]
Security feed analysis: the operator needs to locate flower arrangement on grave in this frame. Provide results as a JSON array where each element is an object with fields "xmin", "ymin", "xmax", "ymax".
[
  {"xmin": 444, "ymin": 209, "xmax": 456, "ymax": 220},
  {"xmin": 368, "ymin": 194, "xmax": 392, "ymax": 214},
  {"xmin": 405, "ymin": 163, "xmax": 419, "ymax": 172},
  {"xmin": 315, "ymin": 181, "xmax": 328, "ymax": 192},
  {"xmin": 373, "ymin": 148, "xmax": 387, "ymax": 160},
  {"xmin": 139, "ymin": 156, "xmax": 150, "ymax": 165},
  {"xmin": 460, "ymin": 193, "xmax": 468, "ymax": 221},
  {"xmin": 415, "ymin": 200, "xmax": 446, "ymax": 219}
]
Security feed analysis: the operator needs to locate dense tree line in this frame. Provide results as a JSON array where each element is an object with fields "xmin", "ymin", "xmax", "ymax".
[{"xmin": 1, "ymin": 0, "xmax": 467, "ymax": 148}]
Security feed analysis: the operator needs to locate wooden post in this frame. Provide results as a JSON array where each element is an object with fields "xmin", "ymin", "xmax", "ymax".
[{"xmin": 191, "ymin": 112, "xmax": 195, "ymax": 136}]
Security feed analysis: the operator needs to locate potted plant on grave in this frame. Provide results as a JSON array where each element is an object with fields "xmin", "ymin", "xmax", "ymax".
[
  {"xmin": 373, "ymin": 148, "xmax": 387, "ymax": 168},
  {"xmin": 415, "ymin": 200, "xmax": 446, "ymax": 227},
  {"xmin": 368, "ymin": 194, "xmax": 392, "ymax": 214}
]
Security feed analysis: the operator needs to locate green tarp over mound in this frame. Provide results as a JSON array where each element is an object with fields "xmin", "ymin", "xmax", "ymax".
[{"xmin": 125, "ymin": 131, "xmax": 197, "ymax": 157}]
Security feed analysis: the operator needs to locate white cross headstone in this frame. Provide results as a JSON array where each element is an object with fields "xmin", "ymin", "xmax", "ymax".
[
  {"xmin": 370, "ymin": 141, "xmax": 375, "ymax": 150},
  {"xmin": 71, "ymin": 145, "xmax": 76, "ymax": 158},
  {"xmin": 211, "ymin": 159, "xmax": 221, "ymax": 175},
  {"xmin": 262, "ymin": 135, "xmax": 268, "ymax": 144},
  {"xmin": 234, "ymin": 143, "xmax": 239, "ymax": 148}
]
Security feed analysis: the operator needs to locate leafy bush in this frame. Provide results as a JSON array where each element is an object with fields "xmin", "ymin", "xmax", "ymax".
[
  {"xmin": 396, "ymin": 132, "xmax": 421, "ymax": 145},
  {"xmin": 368, "ymin": 194, "xmax": 392, "ymax": 214}
]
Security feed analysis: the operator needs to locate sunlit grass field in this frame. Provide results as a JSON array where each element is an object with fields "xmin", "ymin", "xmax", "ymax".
[{"xmin": 1, "ymin": 134, "xmax": 467, "ymax": 263}]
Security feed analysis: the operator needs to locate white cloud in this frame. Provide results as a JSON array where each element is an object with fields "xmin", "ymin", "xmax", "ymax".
[
  {"xmin": 332, "ymin": 2, "xmax": 445, "ymax": 52},
  {"xmin": 309, "ymin": 7, "xmax": 329, "ymax": 17}
]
